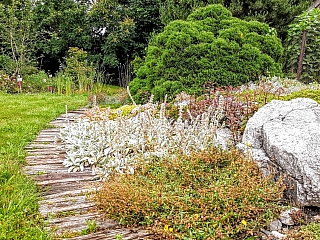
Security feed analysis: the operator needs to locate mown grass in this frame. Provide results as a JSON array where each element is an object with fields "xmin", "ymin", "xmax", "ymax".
[{"xmin": 0, "ymin": 93, "xmax": 87, "ymax": 239}]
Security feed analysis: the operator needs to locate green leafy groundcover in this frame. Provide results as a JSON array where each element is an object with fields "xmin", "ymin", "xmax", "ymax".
[
  {"xmin": 281, "ymin": 89, "xmax": 320, "ymax": 103},
  {"xmin": 129, "ymin": 4, "xmax": 283, "ymax": 103},
  {"xmin": 96, "ymin": 148, "xmax": 284, "ymax": 239}
]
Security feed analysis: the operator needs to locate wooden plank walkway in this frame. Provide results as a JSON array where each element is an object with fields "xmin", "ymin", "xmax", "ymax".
[{"xmin": 23, "ymin": 109, "xmax": 152, "ymax": 239}]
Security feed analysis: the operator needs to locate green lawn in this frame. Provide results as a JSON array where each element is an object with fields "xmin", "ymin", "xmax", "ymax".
[{"xmin": 0, "ymin": 93, "xmax": 87, "ymax": 239}]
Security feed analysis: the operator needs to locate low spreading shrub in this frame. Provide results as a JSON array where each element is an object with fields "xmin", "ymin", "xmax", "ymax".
[
  {"xmin": 238, "ymin": 76, "xmax": 320, "ymax": 95},
  {"xmin": 95, "ymin": 148, "xmax": 284, "ymax": 239},
  {"xmin": 87, "ymin": 87, "xmax": 128, "ymax": 107},
  {"xmin": 171, "ymin": 78, "xmax": 286, "ymax": 143},
  {"xmin": 87, "ymin": 92, "xmax": 108, "ymax": 106},
  {"xmin": 61, "ymin": 76, "xmax": 320, "ymax": 177},
  {"xmin": 281, "ymin": 89, "xmax": 320, "ymax": 103},
  {"xmin": 300, "ymin": 222, "xmax": 320, "ymax": 239},
  {"xmin": 58, "ymin": 76, "xmax": 320, "ymax": 239},
  {"xmin": 22, "ymin": 71, "xmax": 51, "ymax": 93}
]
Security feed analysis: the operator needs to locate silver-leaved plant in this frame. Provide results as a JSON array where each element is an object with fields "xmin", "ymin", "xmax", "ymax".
[{"xmin": 59, "ymin": 95, "xmax": 226, "ymax": 179}]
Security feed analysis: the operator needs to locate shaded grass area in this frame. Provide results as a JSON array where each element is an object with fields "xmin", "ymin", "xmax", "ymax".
[
  {"xmin": 0, "ymin": 93, "xmax": 87, "ymax": 239},
  {"xmin": 96, "ymin": 148, "xmax": 285, "ymax": 239}
]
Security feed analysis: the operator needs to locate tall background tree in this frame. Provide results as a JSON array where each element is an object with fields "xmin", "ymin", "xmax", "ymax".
[
  {"xmin": 32, "ymin": 0, "xmax": 163, "ymax": 79},
  {"xmin": 125, "ymin": 0, "xmax": 164, "ymax": 58},
  {"xmin": 33, "ymin": 0, "xmax": 91, "ymax": 74},
  {"xmin": 88, "ymin": 0, "xmax": 135, "ymax": 68},
  {"xmin": 160, "ymin": 0, "xmax": 313, "ymax": 41},
  {"xmin": 0, "ymin": 0, "xmax": 37, "ymax": 75},
  {"xmin": 285, "ymin": 7, "xmax": 320, "ymax": 83},
  {"xmin": 87, "ymin": 0, "xmax": 164, "ymax": 81},
  {"xmin": 0, "ymin": 0, "xmax": 314, "ymax": 85}
]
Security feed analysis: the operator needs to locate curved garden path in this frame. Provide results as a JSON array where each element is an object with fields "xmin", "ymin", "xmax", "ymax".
[{"xmin": 23, "ymin": 109, "xmax": 152, "ymax": 239}]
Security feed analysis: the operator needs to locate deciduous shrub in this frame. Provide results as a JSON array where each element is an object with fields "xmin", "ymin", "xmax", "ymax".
[
  {"xmin": 0, "ymin": 54, "xmax": 14, "ymax": 73},
  {"xmin": 129, "ymin": 4, "xmax": 283, "ymax": 103},
  {"xmin": 284, "ymin": 8, "xmax": 320, "ymax": 83},
  {"xmin": 23, "ymin": 71, "xmax": 50, "ymax": 93},
  {"xmin": 64, "ymin": 47, "xmax": 95, "ymax": 93},
  {"xmin": 0, "ymin": 71, "xmax": 17, "ymax": 93}
]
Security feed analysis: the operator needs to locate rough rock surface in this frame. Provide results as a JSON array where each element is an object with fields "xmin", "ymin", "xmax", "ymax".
[
  {"xmin": 271, "ymin": 231, "xmax": 286, "ymax": 239},
  {"xmin": 269, "ymin": 219, "xmax": 282, "ymax": 231},
  {"xmin": 279, "ymin": 207, "xmax": 300, "ymax": 226},
  {"xmin": 240, "ymin": 98, "xmax": 320, "ymax": 207}
]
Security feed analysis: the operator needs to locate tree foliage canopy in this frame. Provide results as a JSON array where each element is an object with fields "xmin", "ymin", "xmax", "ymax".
[
  {"xmin": 0, "ymin": 0, "xmax": 37, "ymax": 74},
  {"xmin": 129, "ymin": 4, "xmax": 283, "ymax": 103},
  {"xmin": 160, "ymin": 0, "xmax": 312, "ymax": 40},
  {"xmin": 285, "ymin": 8, "xmax": 320, "ymax": 83},
  {"xmin": 30, "ymin": 0, "xmax": 164, "ymax": 75},
  {"xmin": 0, "ymin": 0, "xmax": 311, "ymax": 83}
]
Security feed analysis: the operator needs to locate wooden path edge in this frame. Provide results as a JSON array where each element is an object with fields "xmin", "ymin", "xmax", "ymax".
[{"xmin": 23, "ymin": 108, "xmax": 152, "ymax": 240}]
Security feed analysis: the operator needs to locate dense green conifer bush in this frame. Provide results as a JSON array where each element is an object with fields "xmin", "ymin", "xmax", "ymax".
[{"xmin": 129, "ymin": 4, "xmax": 283, "ymax": 103}]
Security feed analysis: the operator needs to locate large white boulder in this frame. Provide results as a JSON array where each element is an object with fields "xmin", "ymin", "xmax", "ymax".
[{"xmin": 240, "ymin": 98, "xmax": 320, "ymax": 207}]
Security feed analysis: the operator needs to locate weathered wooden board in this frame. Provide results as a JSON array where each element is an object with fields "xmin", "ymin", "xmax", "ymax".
[
  {"xmin": 33, "ymin": 138, "xmax": 56, "ymax": 142},
  {"xmin": 36, "ymin": 175, "xmax": 94, "ymax": 186},
  {"xmin": 25, "ymin": 157, "xmax": 65, "ymax": 166},
  {"xmin": 43, "ymin": 188, "xmax": 97, "ymax": 200},
  {"xmin": 66, "ymin": 228, "xmax": 152, "ymax": 240},
  {"xmin": 25, "ymin": 149, "xmax": 62, "ymax": 155},
  {"xmin": 40, "ymin": 180, "xmax": 95, "ymax": 196},
  {"xmin": 39, "ymin": 129, "xmax": 60, "ymax": 133},
  {"xmin": 39, "ymin": 199, "xmax": 95, "ymax": 217},
  {"xmin": 25, "ymin": 144, "xmax": 58, "ymax": 149},
  {"xmin": 23, "ymin": 164, "xmax": 67, "ymax": 175},
  {"xmin": 34, "ymin": 172, "xmax": 93, "ymax": 182},
  {"xmin": 49, "ymin": 212, "xmax": 118, "ymax": 234}
]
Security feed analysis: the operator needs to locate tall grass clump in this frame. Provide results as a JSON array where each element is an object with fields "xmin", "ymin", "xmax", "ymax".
[
  {"xmin": 87, "ymin": 85, "xmax": 127, "ymax": 108},
  {"xmin": 95, "ymin": 148, "xmax": 284, "ymax": 239},
  {"xmin": 64, "ymin": 47, "xmax": 95, "ymax": 93},
  {"xmin": 0, "ymin": 93, "xmax": 87, "ymax": 239}
]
